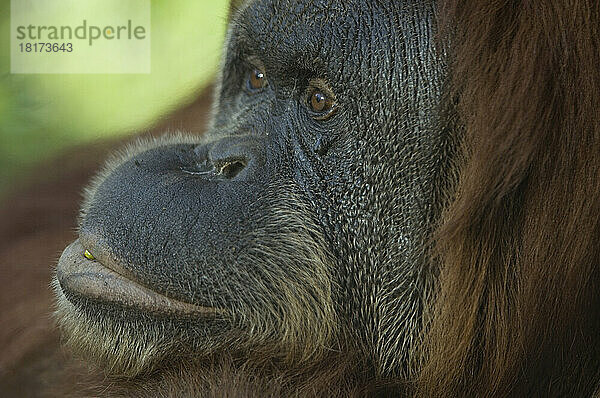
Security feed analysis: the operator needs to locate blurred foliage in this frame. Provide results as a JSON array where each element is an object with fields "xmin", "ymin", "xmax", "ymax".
[{"xmin": 0, "ymin": 0, "xmax": 228, "ymax": 195}]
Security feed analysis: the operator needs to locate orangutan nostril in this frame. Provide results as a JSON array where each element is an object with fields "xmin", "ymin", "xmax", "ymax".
[{"xmin": 218, "ymin": 159, "xmax": 247, "ymax": 179}]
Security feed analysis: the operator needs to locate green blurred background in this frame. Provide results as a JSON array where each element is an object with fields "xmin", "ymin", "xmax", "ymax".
[{"xmin": 0, "ymin": 0, "xmax": 228, "ymax": 196}]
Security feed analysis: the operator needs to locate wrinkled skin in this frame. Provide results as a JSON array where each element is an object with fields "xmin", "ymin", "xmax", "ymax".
[{"xmin": 54, "ymin": 0, "xmax": 455, "ymax": 388}]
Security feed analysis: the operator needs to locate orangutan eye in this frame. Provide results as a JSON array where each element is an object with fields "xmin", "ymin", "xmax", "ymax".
[
  {"xmin": 310, "ymin": 91, "xmax": 329, "ymax": 112},
  {"xmin": 248, "ymin": 68, "xmax": 267, "ymax": 90},
  {"xmin": 306, "ymin": 84, "xmax": 337, "ymax": 120}
]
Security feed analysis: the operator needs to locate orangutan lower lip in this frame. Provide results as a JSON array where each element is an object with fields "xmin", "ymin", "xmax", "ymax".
[{"xmin": 56, "ymin": 239, "xmax": 223, "ymax": 316}]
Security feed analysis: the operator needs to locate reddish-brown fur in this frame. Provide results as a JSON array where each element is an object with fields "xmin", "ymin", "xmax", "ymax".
[
  {"xmin": 419, "ymin": 1, "xmax": 600, "ymax": 396},
  {"xmin": 1, "ymin": 1, "xmax": 599, "ymax": 396}
]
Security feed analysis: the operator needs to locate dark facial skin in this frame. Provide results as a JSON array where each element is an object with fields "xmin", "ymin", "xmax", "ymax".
[{"xmin": 55, "ymin": 0, "xmax": 454, "ymax": 380}]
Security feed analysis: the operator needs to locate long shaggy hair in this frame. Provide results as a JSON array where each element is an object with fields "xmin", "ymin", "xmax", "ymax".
[{"xmin": 418, "ymin": 1, "xmax": 600, "ymax": 396}]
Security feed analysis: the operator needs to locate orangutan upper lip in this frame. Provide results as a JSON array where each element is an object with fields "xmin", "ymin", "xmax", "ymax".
[{"xmin": 56, "ymin": 239, "xmax": 223, "ymax": 316}]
